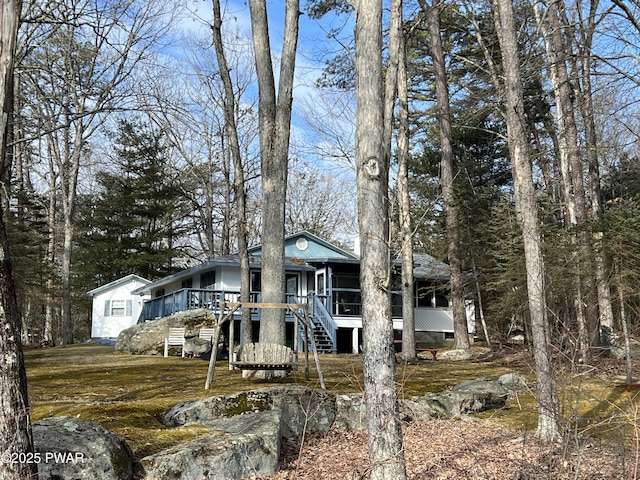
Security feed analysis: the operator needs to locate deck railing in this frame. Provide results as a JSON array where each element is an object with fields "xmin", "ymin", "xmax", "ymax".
[
  {"xmin": 138, "ymin": 289, "xmax": 313, "ymax": 323},
  {"xmin": 140, "ymin": 289, "xmax": 341, "ymax": 353},
  {"xmin": 138, "ymin": 289, "xmax": 249, "ymax": 322}
]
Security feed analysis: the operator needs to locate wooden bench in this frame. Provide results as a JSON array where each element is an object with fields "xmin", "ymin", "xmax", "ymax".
[{"xmin": 231, "ymin": 342, "xmax": 296, "ymax": 372}]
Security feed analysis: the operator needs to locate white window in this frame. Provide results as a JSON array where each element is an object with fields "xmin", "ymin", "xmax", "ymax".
[
  {"xmin": 104, "ymin": 299, "xmax": 132, "ymax": 317},
  {"xmin": 111, "ymin": 300, "xmax": 126, "ymax": 316}
]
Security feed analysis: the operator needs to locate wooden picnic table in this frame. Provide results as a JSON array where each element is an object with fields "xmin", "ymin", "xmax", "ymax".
[{"xmin": 393, "ymin": 340, "xmax": 439, "ymax": 360}]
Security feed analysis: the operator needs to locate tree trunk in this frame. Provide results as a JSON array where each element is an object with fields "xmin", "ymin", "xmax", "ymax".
[
  {"xmin": 44, "ymin": 181, "xmax": 57, "ymax": 344},
  {"xmin": 493, "ymin": 0, "xmax": 561, "ymax": 442},
  {"xmin": 424, "ymin": 0, "xmax": 469, "ymax": 350},
  {"xmin": 0, "ymin": 0, "xmax": 38, "ymax": 477},
  {"xmin": 59, "ymin": 132, "xmax": 82, "ymax": 345},
  {"xmin": 471, "ymin": 254, "xmax": 491, "ymax": 347},
  {"xmin": 211, "ymin": 0, "xmax": 252, "ymax": 346},
  {"xmin": 354, "ymin": 1, "xmax": 407, "ymax": 478},
  {"xmin": 394, "ymin": 0, "xmax": 417, "ymax": 362},
  {"xmin": 535, "ymin": 0, "xmax": 599, "ymax": 358},
  {"xmin": 249, "ymin": 0, "xmax": 299, "ymax": 347},
  {"xmin": 572, "ymin": 0, "xmax": 615, "ymax": 342},
  {"xmin": 617, "ymin": 266, "xmax": 633, "ymax": 384},
  {"xmin": 381, "ymin": 0, "xmax": 415, "ymax": 361},
  {"xmin": 60, "ymin": 212, "xmax": 75, "ymax": 344}
]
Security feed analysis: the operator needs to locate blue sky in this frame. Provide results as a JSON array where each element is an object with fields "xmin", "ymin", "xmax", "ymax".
[
  {"xmin": 171, "ymin": 0, "xmax": 358, "ymax": 201},
  {"xmin": 181, "ymin": 0, "xmax": 353, "ymax": 84}
]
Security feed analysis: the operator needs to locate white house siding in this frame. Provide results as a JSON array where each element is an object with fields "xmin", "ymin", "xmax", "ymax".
[
  {"xmin": 335, "ymin": 308, "xmax": 454, "ymax": 333},
  {"xmin": 219, "ymin": 267, "xmax": 240, "ymax": 291},
  {"xmin": 334, "ymin": 309, "xmax": 455, "ymax": 353},
  {"xmin": 393, "ymin": 308, "xmax": 455, "ymax": 333},
  {"xmin": 90, "ymin": 277, "xmax": 150, "ymax": 338}
]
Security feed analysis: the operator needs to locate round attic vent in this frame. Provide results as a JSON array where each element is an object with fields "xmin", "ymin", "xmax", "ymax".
[{"xmin": 296, "ymin": 237, "xmax": 308, "ymax": 251}]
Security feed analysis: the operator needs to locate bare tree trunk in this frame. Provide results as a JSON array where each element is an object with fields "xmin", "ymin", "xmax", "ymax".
[
  {"xmin": 471, "ymin": 254, "xmax": 491, "ymax": 347},
  {"xmin": 221, "ymin": 137, "xmax": 232, "ymax": 256},
  {"xmin": 44, "ymin": 180, "xmax": 57, "ymax": 344},
  {"xmin": 394, "ymin": 0, "xmax": 417, "ymax": 362},
  {"xmin": 424, "ymin": 0, "xmax": 469, "ymax": 350},
  {"xmin": 535, "ymin": 0, "xmax": 598, "ymax": 359},
  {"xmin": 211, "ymin": 0, "xmax": 252, "ymax": 346},
  {"xmin": 354, "ymin": 1, "xmax": 407, "ymax": 478},
  {"xmin": 493, "ymin": 0, "xmax": 561, "ymax": 442},
  {"xmin": 249, "ymin": 0, "xmax": 299, "ymax": 347},
  {"xmin": 0, "ymin": 0, "xmax": 38, "ymax": 476},
  {"xmin": 617, "ymin": 266, "xmax": 633, "ymax": 384},
  {"xmin": 59, "ymin": 132, "xmax": 82, "ymax": 345},
  {"xmin": 381, "ymin": 0, "xmax": 415, "ymax": 361},
  {"xmin": 571, "ymin": 0, "xmax": 614, "ymax": 343}
]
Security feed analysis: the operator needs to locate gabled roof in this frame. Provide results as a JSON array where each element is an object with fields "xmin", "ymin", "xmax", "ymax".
[
  {"xmin": 129, "ymin": 232, "xmax": 449, "ymax": 296},
  {"xmin": 131, "ymin": 253, "xmax": 315, "ymax": 295},
  {"xmin": 249, "ymin": 231, "xmax": 358, "ymax": 261},
  {"xmin": 87, "ymin": 274, "xmax": 151, "ymax": 297}
]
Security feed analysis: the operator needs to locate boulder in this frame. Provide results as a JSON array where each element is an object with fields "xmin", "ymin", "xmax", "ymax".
[
  {"xmin": 333, "ymin": 393, "xmax": 366, "ymax": 431},
  {"xmin": 269, "ymin": 386, "xmax": 336, "ymax": 437},
  {"xmin": 32, "ymin": 416, "xmax": 141, "ymax": 480},
  {"xmin": 184, "ymin": 337, "xmax": 212, "ymax": 357},
  {"xmin": 142, "ymin": 410, "xmax": 281, "ymax": 480},
  {"xmin": 402, "ymin": 378, "xmax": 509, "ymax": 420},
  {"xmin": 610, "ymin": 332, "xmax": 640, "ymax": 360},
  {"xmin": 439, "ymin": 349, "xmax": 474, "ymax": 360},
  {"xmin": 115, "ymin": 309, "xmax": 212, "ymax": 355},
  {"xmin": 165, "ymin": 390, "xmax": 272, "ymax": 427},
  {"xmin": 446, "ymin": 378, "xmax": 509, "ymax": 416},
  {"xmin": 165, "ymin": 386, "xmax": 335, "ymax": 438},
  {"xmin": 498, "ymin": 372, "xmax": 528, "ymax": 392}
]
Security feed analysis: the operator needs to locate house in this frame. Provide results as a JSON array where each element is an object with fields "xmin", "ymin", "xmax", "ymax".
[
  {"xmin": 131, "ymin": 231, "xmax": 457, "ymax": 354},
  {"xmin": 88, "ymin": 274, "xmax": 152, "ymax": 340}
]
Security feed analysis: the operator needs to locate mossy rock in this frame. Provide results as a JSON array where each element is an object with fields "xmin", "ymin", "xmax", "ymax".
[{"xmin": 115, "ymin": 309, "xmax": 214, "ymax": 355}]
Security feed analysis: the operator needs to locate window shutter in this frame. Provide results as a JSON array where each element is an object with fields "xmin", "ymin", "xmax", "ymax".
[
  {"xmin": 126, "ymin": 300, "xmax": 132, "ymax": 316},
  {"xmin": 104, "ymin": 300, "xmax": 110, "ymax": 316}
]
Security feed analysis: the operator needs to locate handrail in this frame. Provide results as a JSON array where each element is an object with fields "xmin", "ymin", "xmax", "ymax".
[{"xmin": 311, "ymin": 294, "xmax": 337, "ymax": 351}]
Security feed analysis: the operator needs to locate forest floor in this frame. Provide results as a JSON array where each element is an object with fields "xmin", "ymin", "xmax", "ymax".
[
  {"xmin": 25, "ymin": 344, "xmax": 640, "ymax": 478},
  {"xmin": 262, "ymin": 417, "xmax": 630, "ymax": 479},
  {"xmin": 259, "ymin": 350, "xmax": 637, "ymax": 480}
]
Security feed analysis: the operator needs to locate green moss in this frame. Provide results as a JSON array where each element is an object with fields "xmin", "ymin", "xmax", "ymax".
[
  {"xmin": 24, "ymin": 345, "xmax": 640, "ymax": 457},
  {"xmin": 223, "ymin": 392, "xmax": 268, "ymax": 417}
]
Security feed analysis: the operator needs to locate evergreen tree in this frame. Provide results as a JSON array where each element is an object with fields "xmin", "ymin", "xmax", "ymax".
[
  {"xmin": 6, "ymin": 189, "xmax": 52, "ymax": 342},
  {"xmin": 75, "ymin": 119, "xmax": 187, "ymax": 288}
]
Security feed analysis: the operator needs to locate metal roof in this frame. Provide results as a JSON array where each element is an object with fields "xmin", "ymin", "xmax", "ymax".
[
  {"xmin": 131, "ymin": 254, "xmax": 314, "ymax": 295},
  {"xmin": 87, "ymin": 274, "xmax": 151, "ymax": 297},
  {"xmin": 410, "ymin": 253, "xmax": 450, "ymax": 280},
  {"xmin": 249, "ymin": 231, "xmax": 359, "ymax": 260},
  {"xmin": 129, "ymin": 232, "xmax": 449, "ymax": 295}
]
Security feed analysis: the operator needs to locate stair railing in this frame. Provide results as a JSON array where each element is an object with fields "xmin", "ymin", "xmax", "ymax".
[{"xmin": 310, "ymin": 294, "xmax": 337, "ymax": 351}]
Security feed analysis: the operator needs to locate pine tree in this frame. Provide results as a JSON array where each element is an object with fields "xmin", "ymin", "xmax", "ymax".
[{"xmin": 75, "ymin": 119, "xmax": 186, "ymax": 287}]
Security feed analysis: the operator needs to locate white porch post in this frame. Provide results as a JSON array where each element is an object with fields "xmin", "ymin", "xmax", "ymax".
[{"xmin": 352, "ymin": 327, "xmax": 359, "ymax": 354}]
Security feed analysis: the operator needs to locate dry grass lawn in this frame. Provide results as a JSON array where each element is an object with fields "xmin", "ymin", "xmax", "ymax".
[{"xmin": 24, "ymin": 344, "xmax": 640, "ymax": 478}]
